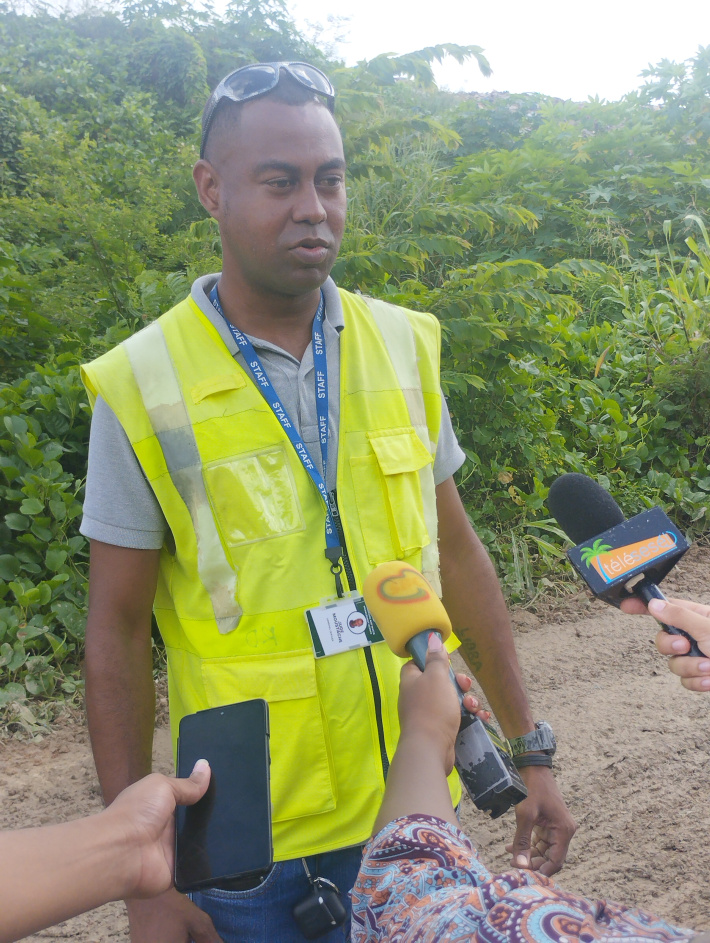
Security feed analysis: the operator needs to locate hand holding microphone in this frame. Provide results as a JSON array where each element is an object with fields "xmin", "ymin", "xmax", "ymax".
[
  {"xmin": 546, "ymin": 473, "xmax": 707, "ymax": 658},
  {"xmin": 397, "ymin": 632, "xmax": 476, "ymax": 775},
  {"xmin": 620, "ymin": 595, "xmax": 710, "ymax": 691},
  {"xmin": 363, "ymin": 562, "xmax": 527, "ymax": 819}
]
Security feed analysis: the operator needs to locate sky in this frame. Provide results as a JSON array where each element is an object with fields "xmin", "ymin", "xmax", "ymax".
[{"xmin": 288, "ymin": 0, "xmax": 710, "ymax": 102}]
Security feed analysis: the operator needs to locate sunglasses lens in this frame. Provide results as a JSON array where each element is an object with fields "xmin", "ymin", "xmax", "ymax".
[
  {"xmin": 288, "ymin": 63, "xmax": 334, "ymax": 97},
  {"xmin": 224, "ymin": 64, "xmax": 279, "ymax": 100},
  {"xmin": 202, "ymin": 61, "xmax": 335, "ymax": 155}
]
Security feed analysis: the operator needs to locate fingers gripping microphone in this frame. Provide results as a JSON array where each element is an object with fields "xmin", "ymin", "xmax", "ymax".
[
  {"xmin": 547, "ymin": 473, "xmax": 705, "ymax": 657},
  {"xmin": 363, "ymin": 562, "xmax": 527, "ymax": 819}
]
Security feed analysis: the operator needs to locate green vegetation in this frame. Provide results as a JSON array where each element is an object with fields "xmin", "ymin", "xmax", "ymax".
[{"xmin": 1, "ymin": 0, "xmax": 708, "ymax": 720}]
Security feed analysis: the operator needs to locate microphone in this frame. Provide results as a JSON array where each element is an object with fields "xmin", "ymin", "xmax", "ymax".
[
  {"xmin": 363, "ymin": 562, "xmax": 527, "ymax": 819},
  {"xmin": 362, "ymin": 560, "xmax": 454, "ymax": 662},
  {"xmin": 547, "ymin": 473, "xmax": 704, "ymax": 657}
]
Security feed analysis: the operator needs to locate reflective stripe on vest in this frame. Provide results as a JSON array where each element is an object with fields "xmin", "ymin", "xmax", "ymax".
[
  {"xmin": 365, "ymin": 297, "xmax": 440, "ymax": 594},
  {"xmin": 124, "ymin": 321, "xmax": 242, "ymax": 634}
]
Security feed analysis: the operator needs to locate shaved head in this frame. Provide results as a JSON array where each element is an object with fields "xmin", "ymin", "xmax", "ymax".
[{"xmin": 202, "ymin": 73, "xmax": 332, "ymax": 165}]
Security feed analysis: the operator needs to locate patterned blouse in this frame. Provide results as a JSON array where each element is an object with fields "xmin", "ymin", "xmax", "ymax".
[{"xmin": 351, "ymin": 814, "xmax": 694, "ymax": 943}]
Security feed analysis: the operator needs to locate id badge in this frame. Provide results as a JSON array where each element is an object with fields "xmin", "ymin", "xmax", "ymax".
[{"xmin": 305, "ymin": 591, "xmax": 384, "ymax": 658}]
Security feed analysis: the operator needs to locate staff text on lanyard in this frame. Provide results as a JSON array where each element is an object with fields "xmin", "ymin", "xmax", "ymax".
[{"xmin": 209, "ymin": 284, "xmax": 345, "ymax": 596}]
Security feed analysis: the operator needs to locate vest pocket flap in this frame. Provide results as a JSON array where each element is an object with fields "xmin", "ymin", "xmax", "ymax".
[
  {"xmin": 203, "ymin": 649, "xmax": 317, "ymax": 703},
  {"xmin": 191, "ymin": 373, "xmax": 246, "ymax": 404},
  {"xmin": 367, "ymin": 428, "xmax": 433, "ymax": 475},
  {"xmin": 201, "ymin": 650, "xmax": 334, "ymax": 824}
]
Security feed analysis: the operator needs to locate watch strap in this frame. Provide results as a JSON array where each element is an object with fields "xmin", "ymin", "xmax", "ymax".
[
  {"xmin": 507, "ymin": 722, "xmax": 556, "ymax": 757},
  {"xmin": 513, "ymin": 754, "xmax": 553, "ymax": 769}
]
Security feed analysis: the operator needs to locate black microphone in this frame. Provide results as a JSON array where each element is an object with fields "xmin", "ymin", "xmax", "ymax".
[{"xmin": 547, "ymin": 473, "xmax": 705, "ymax": 657}]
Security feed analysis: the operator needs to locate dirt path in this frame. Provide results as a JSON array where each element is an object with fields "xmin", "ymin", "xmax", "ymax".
[{"xmin": 2, "ymin": 546, "xmax": 709, "ymax": 941}]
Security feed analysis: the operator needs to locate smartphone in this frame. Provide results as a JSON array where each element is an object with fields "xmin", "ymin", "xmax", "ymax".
[{"xmin": 174, "ymin": 698, "xmax": 272, "ymax": 893}]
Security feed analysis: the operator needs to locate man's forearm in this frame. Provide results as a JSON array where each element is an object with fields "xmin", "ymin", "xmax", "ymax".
[
  {"xmin": 436, "ymin": 479, "xmax": 534, "ymax": 739},
  {"xmin": 441, "ymin": 534, "xmax": 533, "ymax": 737},
  {"xmin": 85, "ymin": 542, "xmax": 161, "ymax": 804},
  {"xmin": 85, "ymin": 618, "xmax": 156, "ymax": 804}
]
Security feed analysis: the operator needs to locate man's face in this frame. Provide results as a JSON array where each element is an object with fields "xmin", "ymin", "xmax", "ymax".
[{"xmin": 201, "ymin": 98, "xmax": 347, "ymax": 300}]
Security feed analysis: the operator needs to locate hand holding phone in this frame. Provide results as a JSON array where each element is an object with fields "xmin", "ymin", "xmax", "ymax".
[{"xmin": 175, "ymin": 699, "xmax": 272, "ymax": 893}]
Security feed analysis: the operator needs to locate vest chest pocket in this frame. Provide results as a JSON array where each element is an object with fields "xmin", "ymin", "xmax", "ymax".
[
  {"xmin": 351, "ymin": 428, "xmax": 434, "ymax": 564},
  {"xmin": 204, "ymin": 445, "xmax": 306, "ymax": 549}
]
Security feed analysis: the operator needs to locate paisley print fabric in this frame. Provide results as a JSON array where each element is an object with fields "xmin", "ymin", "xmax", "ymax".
[{"xmin": 351, "ymin": 815, "xmax": 694, "ymax": 943}]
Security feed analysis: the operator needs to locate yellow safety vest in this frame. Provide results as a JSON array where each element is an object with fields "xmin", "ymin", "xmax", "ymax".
[{"xmin": 82, "ymin": 287, "xmax": 461, "ymax": 859}]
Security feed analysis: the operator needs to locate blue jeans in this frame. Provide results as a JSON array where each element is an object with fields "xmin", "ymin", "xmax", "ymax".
[{"xmin": 191, "ymin": 846, "xmax": 363, "ymax": 942}]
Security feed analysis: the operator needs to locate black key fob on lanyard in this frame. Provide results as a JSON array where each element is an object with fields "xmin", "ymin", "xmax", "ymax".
[{"xmin": 292, "ymin": 858, "xmax": 347, "ymax": 939}]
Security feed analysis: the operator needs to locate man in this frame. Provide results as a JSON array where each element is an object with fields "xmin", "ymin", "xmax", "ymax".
[{"xmin": 80, "ymin": 62, "xmax": 575, "ymax": 943}]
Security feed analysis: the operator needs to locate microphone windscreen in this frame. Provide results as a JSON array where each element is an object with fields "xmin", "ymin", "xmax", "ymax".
[
  {"xmin": 547, "ymin": 473, "xmax": 625, "ymax": 544},
  {"xmin": 362, "ymin": 562, "xmax": 452, "ymax": 658}
]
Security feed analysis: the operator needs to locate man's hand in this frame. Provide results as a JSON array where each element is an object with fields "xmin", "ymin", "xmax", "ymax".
[
  {"xmin": 126, "ymin": 890, "xmax": 223, "ymax": 943},
  {"xmin": 620, "ymin": 596, "xmax": 710, "ymax": 691},
  {"xmin": 505, "ymin": 766, "xmax": 577, "ymax": 876}
]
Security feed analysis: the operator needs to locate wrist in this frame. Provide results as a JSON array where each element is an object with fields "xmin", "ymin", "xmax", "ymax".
[
  {"xmin": 507, "ymin": 721, "xmax": 556, "ymax": 759},
  {"xmin": 98, "ymin": 807, "xmax": 143, "ymax": 900},
  {"xmin": 512, "ymin": 752, "xmax": 553, "ymax": 770},
  {"xmin": 517, "ymin": 762, "xmax": 556, "ymax": 782},
  {"xmin": 397, "ymin": 728, "xmax": 452, "ymax": 768}
]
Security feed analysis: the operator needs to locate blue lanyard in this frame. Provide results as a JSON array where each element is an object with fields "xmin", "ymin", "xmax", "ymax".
[{"xmin": 209, "ymin": 284, "xmax": 345, "ymax": 595}]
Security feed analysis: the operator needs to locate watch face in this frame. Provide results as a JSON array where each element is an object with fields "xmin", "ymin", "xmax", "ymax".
[
  {"xmin": 537, "ymin": 722, "xmax": 556, "ymax": 754},
  {"xmin": 508, "ymin": 722, "xmax": 557, "ymax": 756}
]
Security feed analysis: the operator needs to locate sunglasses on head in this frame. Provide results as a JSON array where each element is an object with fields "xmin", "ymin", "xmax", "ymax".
[{"xmin": 200, "ymin": 61, "xmax": 336, "ymax": 158}]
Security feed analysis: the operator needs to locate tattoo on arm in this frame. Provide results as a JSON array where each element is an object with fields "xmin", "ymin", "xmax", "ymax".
[{"xmin": 459, "ymin": 635, "xmax": 483, "ymax": 674}]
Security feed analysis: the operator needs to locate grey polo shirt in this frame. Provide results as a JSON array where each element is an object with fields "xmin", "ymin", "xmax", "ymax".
[{"xmin": 80, "ymin": 275, "xmax": 465, "ymax": 550}]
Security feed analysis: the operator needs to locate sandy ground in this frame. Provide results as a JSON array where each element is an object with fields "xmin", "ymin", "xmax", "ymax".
[{"xmin": 1, "ymin": 544, "xmax": 709, "ymax": 941}]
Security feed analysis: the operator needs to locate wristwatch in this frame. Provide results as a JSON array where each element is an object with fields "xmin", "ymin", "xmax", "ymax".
[{"xmin": 507, "ymin": 721, "xmax": 557, "ymax": 757}]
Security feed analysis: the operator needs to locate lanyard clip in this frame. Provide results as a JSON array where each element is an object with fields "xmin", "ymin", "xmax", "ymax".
[{"xmin": 324, "ymin": 546, "xmax": 345, "ymax": 598}]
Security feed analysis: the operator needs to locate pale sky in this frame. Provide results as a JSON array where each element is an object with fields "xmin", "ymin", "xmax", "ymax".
[{"xmin": 289, "ymin": 0, "xmax": 710, "ymax": 102}]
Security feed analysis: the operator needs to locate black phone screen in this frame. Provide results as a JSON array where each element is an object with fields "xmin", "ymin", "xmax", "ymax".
[{"xmin": 175, "ymin": 698, "xmax": 272, "ymax": 893}]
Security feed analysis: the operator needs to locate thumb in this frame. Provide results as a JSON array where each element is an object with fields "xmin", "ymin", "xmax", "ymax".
[
  {"xmin": 171, "ymin": 759, "xmax": 211, "ymax": 807},
  {"xmin": 424, "ymin": 630, "xmax": 450, "ymax": 668},
  {"xmin": 510, "ymin": 818, "xmax": 533, "ymax": 870}
]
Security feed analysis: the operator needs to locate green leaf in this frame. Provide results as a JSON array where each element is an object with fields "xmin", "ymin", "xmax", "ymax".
[
  {"xmin": 49, "ymin": 498, "xmax": 68, "ymax": 521},
  {"xmin": 25, "ymin": 671, "xmax": 56, "ymax": 697},
  {"xmin": 45, "ymin": 549, "xmax": 68, "ymax": 572},
  {"xmin": 42, "ymin": 441, "xmax": 64, "ymax": 462},
  {"xmin": 0, "ymin": 555, "xmax": 20, "ymax": 581},
  {"xmin": 51, "ymin": 601, "xmax": 86, "ymax": 640},
  {"xmin": 30, "ymin": 522, "xmax": 54, "ymax": 541},
  {"xmin": 44, "ymin": 632, "xmax": 70, "ymax": 659},
  {"xmin": 4, "ymin": 513, "xmax": 29, "ymax": 531},
  {"xmin": 3, "ymin": 416, "xmax": 28, "ymax": 437},
  {"xmin": 16, "ymin": 623, "xmax": 47, "ymax": 642},
  {"xmin": 0, "ymin": 682, "xmax": 27, "ymax": 706},
  {"xmin": 0, "ymin": 460, "xmax": 21, "ymax": 483},
  {"xmin": 1, "ymin": 641, "xmax": 26, "ymax": 672},
  {"xmin": 0, "ymin": 642, "xmax": 13, "ymax": 667},
  {"xmin": 20, "ymin": 497, "xmax": 44, "ymax": 516},
  {"xmin": 17, "ymin": 445, "xmax": 45, "ymax": 468}
]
